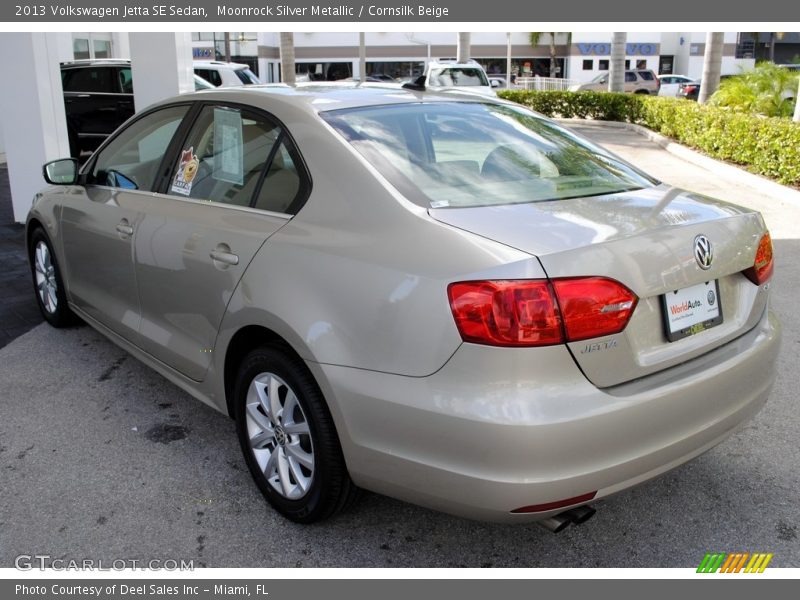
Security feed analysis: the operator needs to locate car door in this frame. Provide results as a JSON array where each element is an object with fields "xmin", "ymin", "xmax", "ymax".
[
  {"xmin": 133, "ymin": 103, "xmax": 310, "ymax": 381},
  {"xmin": 623, "ymin": 71, "xmax": 638, "ymax": 92},
  {"xmin": 59, "ymin": 104, "xmax": 192, "ymax": 343}
]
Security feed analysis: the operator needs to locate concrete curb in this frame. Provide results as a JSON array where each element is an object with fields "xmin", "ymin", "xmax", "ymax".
[{"xmin": 558, "ymin": 118, "xmax": 800, "ymax": 208}]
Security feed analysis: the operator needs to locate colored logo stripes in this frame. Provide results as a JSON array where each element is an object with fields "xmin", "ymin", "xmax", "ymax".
[{"xmin": 697, "ymin": 552, "xmax": 773, "ymax": 573}]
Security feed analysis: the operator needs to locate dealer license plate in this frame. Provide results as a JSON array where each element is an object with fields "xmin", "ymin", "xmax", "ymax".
[{"xmin": 661, "ymin": 280, "xmax": 723, "ymax": 342}]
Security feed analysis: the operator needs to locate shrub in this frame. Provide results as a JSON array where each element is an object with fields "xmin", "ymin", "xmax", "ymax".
[
  {"xmin": 497, "ymin": 90, "xmax": 800, "ymax": 186},
  {"xmin": 710, "ymin": 62, "xmax": 799, "ymax": 118}
]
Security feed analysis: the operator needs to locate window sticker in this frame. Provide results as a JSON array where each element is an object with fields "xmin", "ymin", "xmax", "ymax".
[
  {"xmin": 213, "ymin": 107, "xmax": 244, "ymax": 186},
  {"xmin": 171, "ymin": 147, "xmax": 199, "ymax": 196}
]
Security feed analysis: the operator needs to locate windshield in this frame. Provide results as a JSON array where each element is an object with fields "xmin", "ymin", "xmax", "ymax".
[
  {"xmin": 235, "ymin": 68, "xmax": 261, "ymax": 85},
  {"xmin": 429, "ymin": 68, "xmax": 490, "ymax": 87},
  {"xmin": 321, "ymin": 102, "xmax": 656, "ymax": 209},
  {"xmin": 590, "ymin": 73, "xmax": 608, "ymax": 83}
]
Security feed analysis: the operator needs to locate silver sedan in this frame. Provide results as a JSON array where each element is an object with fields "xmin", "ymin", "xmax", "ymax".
[{"xmin": 27, "ymin": 84, "xmax": 780, "ymax": 528}]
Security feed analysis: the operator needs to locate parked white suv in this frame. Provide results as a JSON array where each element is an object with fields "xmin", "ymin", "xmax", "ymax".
[
  {"xmin": 193, "ymin": 60, "xmax": 261, "ymax": 87},
  {"xmin": 412, "ymin": 59, "xmax": 496, "ymax": 96}
]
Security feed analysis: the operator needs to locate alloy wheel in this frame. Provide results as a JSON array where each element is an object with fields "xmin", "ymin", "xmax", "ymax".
[
  {"xmin": 34, "ymin": 240, "xmax": 58, "ymax": 314},
  {"xmin": 244, "ymin": 372, "xmax": 315, "ymax": 500}
]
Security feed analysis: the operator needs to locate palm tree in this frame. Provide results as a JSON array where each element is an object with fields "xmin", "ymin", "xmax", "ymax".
[
  {"xmin": 457, "ymin": 32, "xmax": 471, "ymax": 63},
  {"xmin": 609, "ymin": 33, "xmax": 626, "ymax": 92},
  {"xmin": 698, "ymin": 32, "xmax": 724, "ymax": 104},
  {"xmin": 358, "ymin": 32, "xmax": 366, "ymax": 81},
  {"xmin": 529, "ymin": 32, "xmax": 571, "ymax": 78},
  {"xmin": 279, "ymin": 32, "xmax": 295, "ymax": 85}
]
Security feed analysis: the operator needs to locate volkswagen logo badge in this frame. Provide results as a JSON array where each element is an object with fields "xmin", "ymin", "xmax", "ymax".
[{"xmin": 694, "ymin": 235, "xmax": 713, "ymax": 270}]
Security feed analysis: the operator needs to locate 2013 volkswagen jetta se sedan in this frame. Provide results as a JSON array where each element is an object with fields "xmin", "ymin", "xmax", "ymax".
[{"xmin": 28, "ymin": 85, "xmax": 780, "ymax": 526}]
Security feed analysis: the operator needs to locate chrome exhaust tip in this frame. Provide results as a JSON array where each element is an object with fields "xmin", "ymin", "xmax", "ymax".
[
  {"xmin": 561, "ymin": 505, "xmax": 597, "ymax": 525},
  {"xmin": 537, "ymin": 514, "xmax": 572, "ymax": 533}
]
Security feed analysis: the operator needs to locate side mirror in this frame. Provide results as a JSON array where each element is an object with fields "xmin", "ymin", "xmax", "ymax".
[
  {"xmin": 490, "ymin": 79, "xmax": 501, "ymax": 88},
  {"xmin": 43, "ymin": 159, "xmax": 78, "ymax": 185}
]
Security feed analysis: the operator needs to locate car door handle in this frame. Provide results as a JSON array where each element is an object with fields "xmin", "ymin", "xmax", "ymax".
[
  {"xmin": 115, "ymin": 220, "xmax": 134, "ymax": 237},
  {"xmin": 210, "ymin": 248, "xmax": 239, "ymax": 266}
]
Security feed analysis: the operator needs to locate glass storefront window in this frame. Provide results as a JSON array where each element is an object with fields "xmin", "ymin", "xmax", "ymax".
[
  {"xmin": 73, "ymin": 38, "xmax": 90, "ymax": 60},
  {"xmin": 93, "ymin": 40, "xmax": 111, "ymax": 59}
]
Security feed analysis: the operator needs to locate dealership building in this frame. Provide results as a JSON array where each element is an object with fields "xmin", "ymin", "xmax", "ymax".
[
  {"xmin": 185, "ymin": 31, "xmax": 757, "ymax": 83},
  {"xmin": 0, "ymin": 30, "xmax": 766, "ymax": 219}
]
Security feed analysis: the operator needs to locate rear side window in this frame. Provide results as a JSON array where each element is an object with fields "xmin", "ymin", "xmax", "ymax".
[
  {"xmin": 195, "ymin": 68, "xmax": 222, "ymax": 87},
  {"xmin": 166, "ymin": 105, "xmax": 308, "ymax": 213},
  {"xmin": 638, "ymin": 71, "xmax": 655, "ymax": 81},
  {"xmin": 429, "ymin": 68, "xmax": 489, "ymax": 87},
  {"xmin": 253, "ymin": 140, "xmax": 303, "ymax": 214},
  {"xmin": 63, "ymin": 67, "xmax": 115, "ymax": 93},
  {"xmin": 118, "ymin": 67, "xmax": 133, "ymax": 93},
  {"xmin": 234, "ymin": 68, "xmax": 260, "ymax": 84}
]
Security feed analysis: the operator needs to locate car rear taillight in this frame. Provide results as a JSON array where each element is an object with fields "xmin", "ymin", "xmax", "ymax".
[
  {"xmin": 552, "ymin": 277, "xmax": 638, "ymax": 342},
  {"xmin": 447, "ymin": 277, "xmax": 637, "ymax": 347},
  {"xmin": 447, "ymin": 280, "xmax": 562, "ymax": 347},
  {"xmin": 744, "ymin": 232, "xmax": 774, "ymax": 285}
]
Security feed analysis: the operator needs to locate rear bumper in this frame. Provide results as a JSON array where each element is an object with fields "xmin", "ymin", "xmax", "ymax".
[{"xmin": 310, "ymin": 309, "xmax": 781, "ymax": 522}]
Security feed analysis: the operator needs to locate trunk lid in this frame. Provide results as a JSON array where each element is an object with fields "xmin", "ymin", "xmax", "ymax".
[{"xmin": 430, "ymin": 185, "xmax": 770, "ymax": 387}]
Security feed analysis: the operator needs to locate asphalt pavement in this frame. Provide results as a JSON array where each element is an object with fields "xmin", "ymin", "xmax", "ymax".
[
  {"xmin": 0, "ymin": 166, "xmax": 42, "ymax": 349},
  {"xmin": 0, "ymin": 123, "xmax": 798, "ymax": 568}
]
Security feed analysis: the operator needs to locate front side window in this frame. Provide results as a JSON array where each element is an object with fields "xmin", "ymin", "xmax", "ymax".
[
  {"xmin": 624, "ymin": 72, "xmax": 637, "ymax": 83},
  {"xmin": 429, "ymin": 68, "xmax": 489, "ymax": 87},
  {"xmin": 322, "ymin": 102, "xmax": 656, "ymax": 209},
  {"xmin": 90, "ymin": 105, "xmax": 189, "ymax": 190}
]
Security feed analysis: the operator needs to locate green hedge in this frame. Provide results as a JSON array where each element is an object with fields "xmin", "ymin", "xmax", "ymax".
[{"xmin": 497, "ymin": 90, "xmax": 800, "ymax": 187}]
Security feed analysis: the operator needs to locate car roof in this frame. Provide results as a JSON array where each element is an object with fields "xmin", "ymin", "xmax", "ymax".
[
  {"xmin": 152, "ymin": 82, "xmax": 504, "ymax": 115},
  {"xmin": 192, "ymin": 60, "xmax": 251, "ymax": 70},
  {"xmin": 61, "ymin": 59, "xmax": 130, "ymax": 68}
]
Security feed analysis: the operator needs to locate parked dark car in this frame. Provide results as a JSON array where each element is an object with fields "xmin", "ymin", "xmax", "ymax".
[
  {"xmin": 677, "ymin": 81, "xmax": 701, "ymax": 100},
  {"xmin": 678, "ymin": 75, "xmax": 734, "ymax": 101},
  {"xmin": 61, "ymin": 59, "xmax": 135, "ymax": 158}
]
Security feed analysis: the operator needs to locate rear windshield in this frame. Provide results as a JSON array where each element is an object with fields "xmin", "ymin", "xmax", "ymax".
[
  {"xmin": 429, "ymin": 68, "xmax": 489, "ymax": 87},
  {"xmin": 322, "ymin": 102, "xmax": 656, "ymax": 209},
  {"xmin": 235, "ymin": 68, "xmax": 260, "ymax": 85}
]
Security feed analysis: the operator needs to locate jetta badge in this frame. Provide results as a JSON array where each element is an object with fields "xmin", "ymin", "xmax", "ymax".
[{"xmin": 694, "ymin": 235, "xmax": 713, "ymax": 270}]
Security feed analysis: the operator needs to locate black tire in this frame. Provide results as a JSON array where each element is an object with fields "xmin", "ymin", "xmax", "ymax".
[
  {"xmin": 234, "ymin": 343, "xmax": 359, "ymax": 523},
  {"xmin": 634, "ymin": 89, "xmax": 650, "ymax": 95},
  {"xmin": 29, "ymin": 228, "xmax": 79, "ymax": 327}
]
